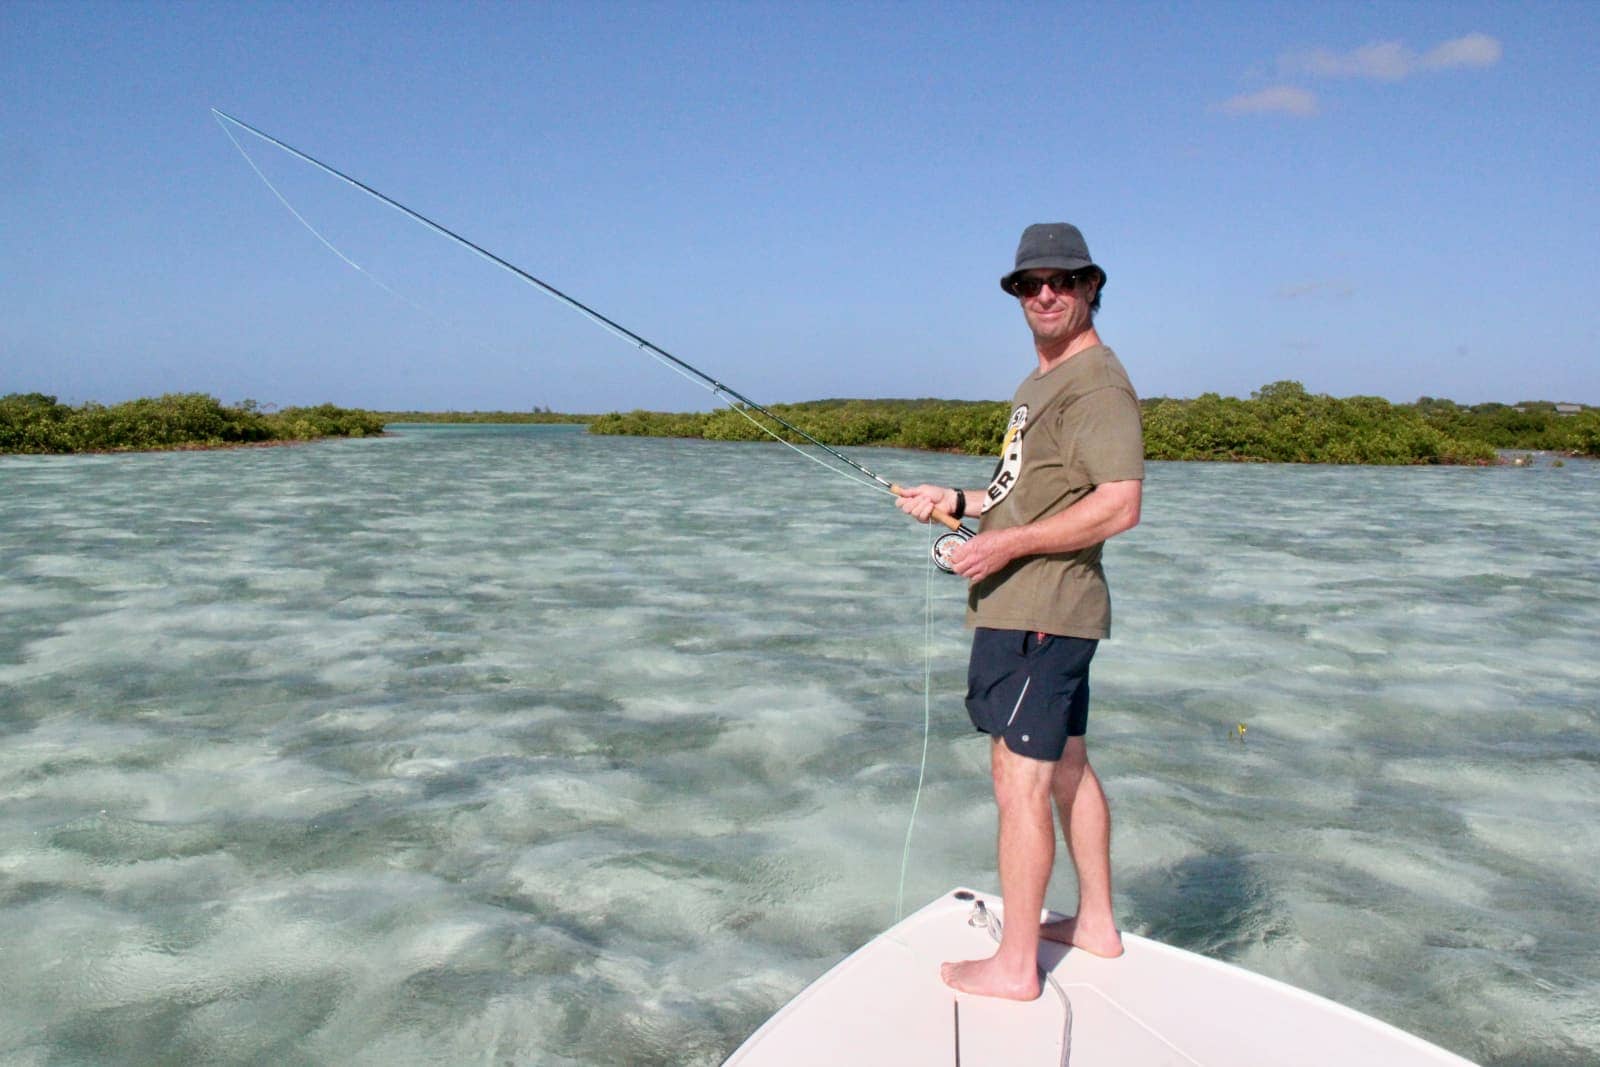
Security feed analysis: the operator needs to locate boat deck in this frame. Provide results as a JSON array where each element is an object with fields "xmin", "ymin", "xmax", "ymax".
[{"xmin": 726, "ymin": 888, "xmax": 1477, "ymax": 1067}]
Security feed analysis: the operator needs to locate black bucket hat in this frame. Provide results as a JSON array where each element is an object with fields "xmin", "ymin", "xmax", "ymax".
[{"xmin": 1000, "ymin": 223, "xmax": 1107, "ymax": 295}]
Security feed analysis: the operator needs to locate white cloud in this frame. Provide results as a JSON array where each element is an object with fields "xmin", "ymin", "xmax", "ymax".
[
  {"xmin": 1217, "ymin": 33, "xmax": 1500, "ymax": 119},
  {"xmin": 1295, "ymin": 41, "xmax": 1413, "ymax": 81},
  {"xmin": 1283, "ymin": 33, "xmax": 1503, "ymax": 82},
  {"xmin": 1218, "ymin": 85, "xmax": 1319, "ymax": 117},
  {"xmin": 1421, "ymin": 33, "xmax": 1504, "ymax": 72}
]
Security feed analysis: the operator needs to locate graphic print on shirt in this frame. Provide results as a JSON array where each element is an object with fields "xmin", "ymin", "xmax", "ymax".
[{"xmin": 982, "ymin": 404, "xmax": 1028, "ymax": 514}]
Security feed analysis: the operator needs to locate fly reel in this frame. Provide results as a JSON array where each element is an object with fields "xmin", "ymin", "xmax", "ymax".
[{"xmin": 932, "ymin": 524, "xmax": 975, "ymax": 574}]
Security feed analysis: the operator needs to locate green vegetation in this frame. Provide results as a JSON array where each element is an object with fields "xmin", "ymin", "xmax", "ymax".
[
  {"xmin": 585, "ymin": 382, "xmax": 1597, "ymax": 465},
  {"xmin": 588, "ymin": 398, "xmax": 1010, "ymax": 455},
  {"xmin": 1563, "ymin": 410, "xmax": 1600, "ymax": 457},
  {"xmin": 1141, "ymin": 382, "xmax": 1496, "ymax": 464},
  {"xmin": 9, "ymin": 385, "xmax": 1592, "ymax": 463},
  {"xmin": 1413, "ymin": 397, "xmax": 1600, "ymax": 455},
  {"xmin": 0, "ymin": 393, "xmax": 386, "ymax": 454}
]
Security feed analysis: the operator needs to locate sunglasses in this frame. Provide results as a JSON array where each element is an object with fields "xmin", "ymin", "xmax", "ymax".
[{"xmin": 1005, "ymin": 271, "xmax": 1083, "ymax": 298}]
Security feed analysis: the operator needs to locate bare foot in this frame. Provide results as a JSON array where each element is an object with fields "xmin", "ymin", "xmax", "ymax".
[
  {"xmin": 1040, "ymin": 914, "xmax": 1124, "ymax": 958},
  {"xmin": 940, "ymin": 956, "xmax": 1041, "ymax": 1000}
]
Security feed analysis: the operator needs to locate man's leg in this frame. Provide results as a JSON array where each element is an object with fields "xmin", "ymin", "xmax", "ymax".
[
  {"xmin": 941, "ymin": 737, "xmax": 1055, "ymax": 1000},
  {"xmin": 1040, "ymin": 736, "xmax": 1124, "ymax": 957}
]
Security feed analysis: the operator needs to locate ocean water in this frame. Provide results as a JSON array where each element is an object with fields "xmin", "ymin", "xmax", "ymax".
[{"xmin": 1, "ymin": 425, "xmax": 1595, "ymax": 1066}]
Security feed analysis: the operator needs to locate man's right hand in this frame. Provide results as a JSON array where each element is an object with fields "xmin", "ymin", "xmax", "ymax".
[{"xmin": 894, "ymin": 484, "xmax": 956, "ymax": 524}]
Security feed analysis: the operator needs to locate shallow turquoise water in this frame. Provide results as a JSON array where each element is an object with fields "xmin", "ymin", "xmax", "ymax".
[{"xmin": 1, "ymin": 427, "xmax": 1596, "ymax": 1065}]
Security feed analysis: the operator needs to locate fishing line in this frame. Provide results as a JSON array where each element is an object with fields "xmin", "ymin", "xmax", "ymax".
[
  {"xmin": 215, "ymin": 112, "xmax": 881, "ymax": 491},
  {"xmin": 215, "ymin": 117, "xmax": 406, "ymax": 306},
  {"xmin": 210, "ymin": 109, "xmax": 967, "ymax": 518},
  {"xmin": 214, "ymin": 109, "xmax": 967, "ymax": 920},
  {"xmin": 894, "ymin": 521, "xmax": 939, "ymax": 920},
  {"xmin": 217, "ymin": 116, "xmax": 580, "ymax": 375}
]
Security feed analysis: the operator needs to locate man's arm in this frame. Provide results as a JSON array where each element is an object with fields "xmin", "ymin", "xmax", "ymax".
[{"xmin": 949, "ymin": 479, "xmax": 1141, "ymax": 582}]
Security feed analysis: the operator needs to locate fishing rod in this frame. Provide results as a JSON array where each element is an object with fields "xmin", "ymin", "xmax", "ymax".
[{"xmin": 210, "ymin": 109, "xmax": 967, "ymax": 555}]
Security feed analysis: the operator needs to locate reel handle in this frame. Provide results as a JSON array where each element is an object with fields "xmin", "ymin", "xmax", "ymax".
[{"xmin": 890, "ymin": 484, "xmax": 963, "ymax": 531}]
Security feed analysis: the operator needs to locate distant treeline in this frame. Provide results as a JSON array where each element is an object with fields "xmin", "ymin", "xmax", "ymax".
[
  {"xmin": 1141, "ymin": 382, "xmax": 1497, "ymax": 464},
  {"xmin": 8, "ymin": 386, "xmax": 1595, "ymax": 462},
  {"xmin": 588, "ymin": 398, "xmax": 1007, "ymax": 455},
  {"xmin": 587, "ymin": 382, "xmax": 1600, "ymax": 464},
  {"xmin": 0, "ymin": 393, "xmax": 386, "ymax": 454}
]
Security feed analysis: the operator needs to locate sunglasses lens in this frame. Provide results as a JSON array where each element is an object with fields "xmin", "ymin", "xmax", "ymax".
[{"xmin": 1009, "ymin": 273, "xmax": 1080, "ymax": 298}]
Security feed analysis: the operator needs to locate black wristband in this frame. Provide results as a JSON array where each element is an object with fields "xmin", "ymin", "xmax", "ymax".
[{"xmin": 952, "ymin": 488, "xmax": 966, "ymax": 519}]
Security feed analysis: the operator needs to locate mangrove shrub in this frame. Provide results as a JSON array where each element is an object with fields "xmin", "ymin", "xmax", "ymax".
[
  {"xmin": 584, "ymin": 383, "xmax": 1526, "ymax": 465},
  {"xmin": 0, "ymin": 393, "xmax": 386, "ymax": 454}
]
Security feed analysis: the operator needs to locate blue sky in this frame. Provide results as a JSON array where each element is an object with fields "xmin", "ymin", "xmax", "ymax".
[{"xmin": 3, "ymin": 1, "xmax": 1596, "ymax": 412}]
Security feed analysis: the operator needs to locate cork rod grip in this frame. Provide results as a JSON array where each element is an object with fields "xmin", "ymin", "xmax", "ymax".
[{"xmin": 890, "ymin": 484, "xmax": 964, "ymax": 532}]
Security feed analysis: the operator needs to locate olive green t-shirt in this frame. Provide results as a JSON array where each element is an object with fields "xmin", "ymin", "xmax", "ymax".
[{"xmin": 966, "ymin": 345, "xmax": 1144, "ymax": 639}]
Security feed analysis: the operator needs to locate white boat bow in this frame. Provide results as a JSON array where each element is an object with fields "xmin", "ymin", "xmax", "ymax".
[{"xmin": 726, "ymin": 887, "xmax": 1477, "ymax": 1066}]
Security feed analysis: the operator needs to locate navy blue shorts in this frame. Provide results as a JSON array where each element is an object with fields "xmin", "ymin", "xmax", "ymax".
[{"xmin": 966, "ymin": 628, "xmax": 1098, "ymax": 761}]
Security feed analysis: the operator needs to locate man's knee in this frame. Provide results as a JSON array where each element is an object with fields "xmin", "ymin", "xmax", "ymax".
[
  {"xmin": 1051, "ymin": 738, "xmax": 1091, "ymax": 796},
  {"xmin": 1055, "ymin": 737, "xmax": 1089, "ymax": 776},
  {"xmin": 992, "ymin": 738, "xmax": 1057, "ymax": 811}
]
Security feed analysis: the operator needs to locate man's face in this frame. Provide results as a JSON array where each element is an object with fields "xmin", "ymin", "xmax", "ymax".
[{"xmin": 1017, "ymin": 269, "xmax": 1095, "ymax": 347}]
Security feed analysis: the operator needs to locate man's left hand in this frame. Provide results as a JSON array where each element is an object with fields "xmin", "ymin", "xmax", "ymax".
[{"xmin": 949, "ymin": 529, "xmax": 1019, "ymax": 582}]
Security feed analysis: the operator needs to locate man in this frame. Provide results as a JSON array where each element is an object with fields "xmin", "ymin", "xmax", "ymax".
[{"xmin": 896, "ymin": 222, "xmax": 1143, "ymax": 1000}]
